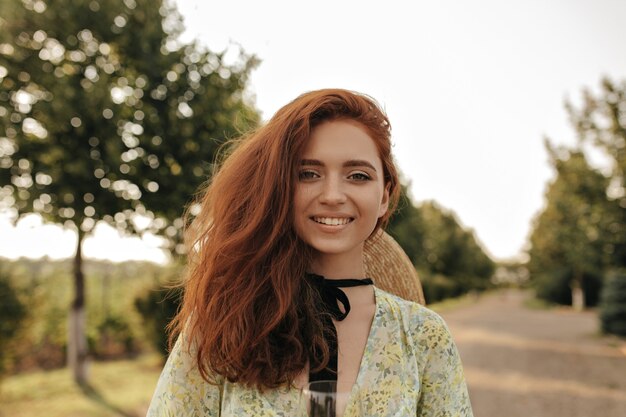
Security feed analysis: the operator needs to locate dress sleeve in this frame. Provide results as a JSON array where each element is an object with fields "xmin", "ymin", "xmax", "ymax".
[
  {"xmin": 415, "ymin": 310, "xmax": 473, "ymax": 417},
  {"xmin": 147, "ymin": 335, "xmax": 223, "ymax": 417}
]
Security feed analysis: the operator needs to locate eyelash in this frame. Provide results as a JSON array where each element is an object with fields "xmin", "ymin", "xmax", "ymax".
[
  {"xmin": 349, "ymin": 172, "xmax": 371, "ymax": 181},
  {"xmin": 298, "ymin": 170, "xmax": 371, "ymax": 181},
  {"xmin": 298, "ymin": 170, "xmax": 319, "ymax": 180}
]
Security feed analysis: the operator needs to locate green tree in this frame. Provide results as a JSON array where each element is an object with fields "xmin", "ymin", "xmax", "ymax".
[
  {"xmin": 0, "ymin": 271, "xmax": 27, "ymax": 379},
  {"xmin": 389, "ymin": 188, "xmax": 495, "ymax": 302},
  {"xmin": 419, "ymin": 201, "xmax": 494, "ymax": 279},
  {"xmin": 567, "ymin": 77, "xmax": 626, "ymax": 267},
  {"xmin": 0, "ymin": 0, "xmax": 258, "ymax": 384},
  {"xmin": 599, "ymin": 270, "xmax": 626, "ymax": 336},
  {"xmin": 134, "ymin": 284, "xmax": 182, "ymax": 358},
  {"xmin": 387, "ymin": 183, "xmax": 426, "ymax": 266},
  {"xmin": 417, "ymin": 201, "xmax": 494, "ymax": 299},
  {"xmin": 528, "ymin": 145, "xmax": 612, "ymax": 309}
]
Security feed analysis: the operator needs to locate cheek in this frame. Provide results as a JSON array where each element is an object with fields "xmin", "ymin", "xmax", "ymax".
[
  {"xmin": 367, "ymin": 186, "xmax": 387, "ymax": 215},
  {"xmin": 292, "ymin": 189, "xmax": 309, "ymax": 229},
  {"xmin": 294, "ymin": 183, "xmax": 317, "ymax": 208},
  {"xmin": 293, "ymin": 188, "xmax": 306, "ymax": 214}
]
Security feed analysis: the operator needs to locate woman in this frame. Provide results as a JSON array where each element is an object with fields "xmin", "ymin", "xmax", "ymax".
[{"xmin": 147, "ymin": 89, "xmax": 473, "ymax": 416}]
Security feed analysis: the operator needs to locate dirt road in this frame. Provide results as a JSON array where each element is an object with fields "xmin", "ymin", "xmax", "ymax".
[{"xmin": 439, "ymin": 289, "xmax": 626, "ymax": 417}]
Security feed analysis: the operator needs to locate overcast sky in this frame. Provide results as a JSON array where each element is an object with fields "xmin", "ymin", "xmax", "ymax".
[
  {"xmin": 2, "ymin": 0, "xmax": 626, "ymax": 263},
  {"xmin": 173, "ymin": 0, "xmax": 626, "ymax": 261}
]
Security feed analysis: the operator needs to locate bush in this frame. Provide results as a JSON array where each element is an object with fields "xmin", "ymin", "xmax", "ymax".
[
  {"xmin": 0, "ymin": 272, "xmax": 27, "ymax": 376},
  {"xmin": 93, "ymin": 314, "xmax": 138, "ymax": 359},
  {"xmin": 0, "ymin": 258, "xmax": 174, "ymax": 372},
  {"xmin": 534, "ymin": 268, "xmax": 603, "ymax": 307},
  {"xmin": 421, "ymin": 273, "xmax": 464, "ymax": 304},
  {"xmin": 135, "ymin": 285, "xmax": 182, "ymax": 358},
  {"xmin": 599, "ymin": 271, "xmax": 626, "ymax": 337}
]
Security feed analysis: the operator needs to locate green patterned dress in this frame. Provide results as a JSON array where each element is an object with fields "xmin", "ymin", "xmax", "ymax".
[{"xmin": 147, "ymin": 287, "xmax": 474, "ymax": 417}]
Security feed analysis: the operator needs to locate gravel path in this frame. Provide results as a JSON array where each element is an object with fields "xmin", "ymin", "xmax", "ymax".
[{"xmin": 439, "ymin": 289, "xmax": 626, "ymax": 417}]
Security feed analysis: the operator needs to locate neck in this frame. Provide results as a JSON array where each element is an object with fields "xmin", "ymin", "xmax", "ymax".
[{"xmin": 309, "ymin": 244, "xmax": 366, "ymax": 279}]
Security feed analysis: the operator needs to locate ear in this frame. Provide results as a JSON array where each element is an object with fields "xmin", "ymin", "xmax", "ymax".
[{"xmin": 378, "ymin": 182, "xmax": 390, "ymax": 218}]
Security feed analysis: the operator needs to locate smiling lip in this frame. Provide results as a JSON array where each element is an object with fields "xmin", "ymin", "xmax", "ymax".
[{"xmin": 311, "ymin": 216, "xmax": 355, "ymax": 226}]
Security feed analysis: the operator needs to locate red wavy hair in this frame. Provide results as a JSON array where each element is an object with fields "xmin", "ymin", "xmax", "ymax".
[{"xmin": 169, "ymin": 89, "xmax": 400, "ymax": 390}]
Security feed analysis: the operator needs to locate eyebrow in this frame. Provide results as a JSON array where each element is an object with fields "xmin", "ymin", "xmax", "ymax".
[{"xmin": 300, "ymin": 159, "xmax": 378, "ymax": 171}]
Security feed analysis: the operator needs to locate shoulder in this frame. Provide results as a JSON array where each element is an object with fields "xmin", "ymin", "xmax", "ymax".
[
  {"xmin": 374, "ymin": 287, "xmax": 453, "ymax": 345},
  {"xmin": 147, "ymin": 334, "xmax": 224, "ymax": 417}
]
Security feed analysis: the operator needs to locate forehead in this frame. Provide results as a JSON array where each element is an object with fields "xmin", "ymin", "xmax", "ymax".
[{"xmin": 302, "ymin": 120, "xmax": 382, "ymax": 166}]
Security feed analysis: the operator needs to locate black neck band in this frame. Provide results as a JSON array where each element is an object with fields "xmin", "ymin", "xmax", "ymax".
[
  {"xmin": 305, "ymin": 273, "xmax": 373, "ymax": 321},
  {"xmin": 305, "ymin": 272, "xmax": 374, "ymax": 388}
]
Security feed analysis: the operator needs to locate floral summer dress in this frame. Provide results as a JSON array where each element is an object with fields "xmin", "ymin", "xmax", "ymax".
[{"xmin": 147, "ymin": 286, "xmax": 474, "ymax": 417}]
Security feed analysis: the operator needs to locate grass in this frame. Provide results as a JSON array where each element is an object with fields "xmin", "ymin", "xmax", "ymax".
[
  {"xmin": 427, "ymin": 290, "xmax": 484, "ymax": 313},
  {"xmin": 0, "ymin": 353, "xmax": 163, "ymax": 417}
]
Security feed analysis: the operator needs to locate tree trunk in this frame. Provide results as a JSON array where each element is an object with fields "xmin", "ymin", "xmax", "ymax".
[
  {"xmin": 571, "ymin": 271, "xmax": 586, "ymax": 312},
  {"xmin": 68, "ymin": 230, "xmax": 88, "ymax": 385}
]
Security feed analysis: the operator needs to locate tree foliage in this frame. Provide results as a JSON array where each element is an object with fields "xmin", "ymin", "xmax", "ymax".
[
  {"xmin": 528, "ymin": 78, "xmax": 626, "ymax": 308},
  {"xmin": 417, "ymin": 201, "xmax": 494, "ymax": 281},
  {"xmin": 388, "ymin": 185, "xmax": 495, "ymax": 303},
  {"xmin": 0, "ymin": 271, "xmax": 27, "ymax": 378},
  {"xmin": 599, "ymin": 270, "xmax": 626, "ymax": 336},
  {"xmin": 568, "ymin": 77, "xmax": 626, "ymax": 267},
  {"xmin": 0, "ymin": 0, "xmax": 258, "ymax": 244},
  {"xmin": 416, "ymin": 201, "xmax": 495, "ymax": 301},
  {"xmin": 387, "ymin": 183, "xmax": 426, "ymax": 266},
  {"xmin": 528, "ymin": 147, "xmax": 612, "ymax": 307},
  {"xmin": 0, "ymin": 0, "xmax": 258, "ymax": 383},
  {"xmin": 134, "ymin": 284, "xmax": 182, "ymax": 358}
]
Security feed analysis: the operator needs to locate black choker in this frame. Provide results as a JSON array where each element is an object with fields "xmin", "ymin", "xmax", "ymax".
[
  {"xmin": 305, "ymin": 272, "xmax": 374, "ymax": 386},
  {"xmin": 305, "ymin": 273, "xmax": 373, "ymax": 321}
]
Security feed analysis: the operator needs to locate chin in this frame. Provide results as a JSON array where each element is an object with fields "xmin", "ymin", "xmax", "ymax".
[{"xmin": 308, "ymin": 240, "xmax": 364, "ymax": 257}]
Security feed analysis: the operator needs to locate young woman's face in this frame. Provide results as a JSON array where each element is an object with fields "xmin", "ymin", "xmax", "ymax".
[{"xmin": 293, "ymin": 120, "xmax": 389, "ymax": 259}]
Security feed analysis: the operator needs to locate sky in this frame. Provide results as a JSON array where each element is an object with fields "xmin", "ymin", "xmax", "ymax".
[{"xmin": 2, "ymin": 0, "xmax": 626, "ymax": 264}]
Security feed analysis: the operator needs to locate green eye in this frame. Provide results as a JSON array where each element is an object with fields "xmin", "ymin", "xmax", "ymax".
[
  {"xmin": 350, "ymin": 172, "xmax": 371, "ymax": 181},
  {"xmin": 299, "ymin": 170, "xmax": 319, "ymax": 180}
]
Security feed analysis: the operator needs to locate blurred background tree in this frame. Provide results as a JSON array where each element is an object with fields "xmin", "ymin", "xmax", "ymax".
[
  {"xmin": 388, "ymin": 185, "xmax": 495, "ymax": 303},
  {"xmin": 387, "ymin": 183, "xmax": 426, "ymax": 266},
  {"xmin": 0, "ymin": 0, "xmax": 258, "ymax": 385},
  {"xmin": 568, "ymin": 77, "xmax": 626, "ymax": 267},
  {"xmin": 527, "ymin": 77, "xmax": 626, "ymax": 315},
  {"xmin": 599, "ymin": 270, "xmax": 626, "ymax": 336},
  {"xmin": 416, "ymin": 201, "xmax": 495, "ymax": 302},
  {"xmin": 527, "ymin": 148, "xmax": 611, "ymax": 309},
  {"xmin": 0, "ymin": 270, "xmax": 27, "ymax": 379},
  {"xmin": 134, "ymin": 284, "xmax": 182, "ymax": 358}
]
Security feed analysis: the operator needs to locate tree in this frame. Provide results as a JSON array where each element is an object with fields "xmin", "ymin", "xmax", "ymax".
[
  {"xmin": 599, "ymin": 270, "xmax": 626, "ymax": 336},
  {"xmin": 527, "ymin": 146, "xmax": 612, "ymax": 309},
  {"xmin": 567, "ymin": 77, "xmax": 626, "ymax": 268},
  {"xmin": 0, "ymin": 271, "xmax": 27, "ymax": 379},
  {"xmin": 387, "ymin": 183, "xmax": 426, "ymax": 265},
  {"xmin": 417, "ymin": 201, "xmax": 494, "ymax": 298},
  {"xmin": 388, "ymin": 186, "xmax": 495, "ymax": 302},
  {"xmin": 0, "ymin": 0, "xmax": 258, "ymax": 384},
  {"xmin": 527, "ymin": 78, "xmax": 626, "ymax": 309},
  {"xmin": 134, "ymin": 284, "xmax": 182, "ymax": 358}
]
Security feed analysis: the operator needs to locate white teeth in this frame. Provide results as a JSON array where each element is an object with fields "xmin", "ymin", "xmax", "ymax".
[{"xmin": 313, "ymin": 217, "xmax": 352, "ymax": 225}]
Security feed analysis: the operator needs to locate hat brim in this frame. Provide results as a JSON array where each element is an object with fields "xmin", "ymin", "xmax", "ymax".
[{"xmin": 363, "ymin": 230, "xmax": 426, "ymax": 305}]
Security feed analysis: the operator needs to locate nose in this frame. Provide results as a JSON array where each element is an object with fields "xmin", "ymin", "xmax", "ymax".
[{"xmin": 319, "ymin": 176, "xmax": 347, "ymax": 205}]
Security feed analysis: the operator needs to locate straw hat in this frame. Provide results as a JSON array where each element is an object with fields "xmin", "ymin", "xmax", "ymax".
[{"xmin": 363, "ymin": 230, "xmax": 426, "ymax": 305}]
